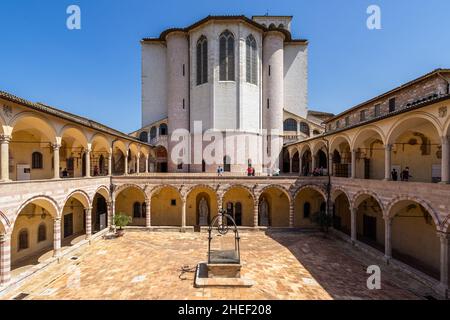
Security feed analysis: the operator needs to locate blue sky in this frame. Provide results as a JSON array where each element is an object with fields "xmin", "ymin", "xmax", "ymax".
[{"xmin": 1, "ymin": 0, "xmax": 449, "ymax": 133}]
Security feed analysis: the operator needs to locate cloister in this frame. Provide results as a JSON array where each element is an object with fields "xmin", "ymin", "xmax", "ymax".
[{"xmin": 0, "ymin": 70, "xmax": 450, "ymax": 299}]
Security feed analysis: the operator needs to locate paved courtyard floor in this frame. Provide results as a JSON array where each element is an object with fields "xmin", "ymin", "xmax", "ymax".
[{"xmin": 1, "ymin": 230, "xmax": 428, "ymax": 300}]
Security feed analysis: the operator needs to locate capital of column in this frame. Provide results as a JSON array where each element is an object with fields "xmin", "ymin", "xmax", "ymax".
[
  {"xmin": 0, "ymin": 233, "xmax": 6, "ymax": 243},
  {"xmin": 385, "ymin": 144, "xmax": 393, "ymax": 151},
  {"xmin": 437, "ymin": 232, "xmax": 450, "ymax": 240},
  {"xmin": 0, "ymin": 135, "xmax": 11, "ymax": 144},
  {"xmin": 52, "ymin": 143, "xmax": 61, "ymax": 150}
]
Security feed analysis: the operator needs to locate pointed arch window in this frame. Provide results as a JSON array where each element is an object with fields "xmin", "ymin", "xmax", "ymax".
[
  {"xmin": 246, "ymin": 35, "xmax": 258, "ymax": 85},
  {"xmin": 196, "ymin": 36, "xmax": 208, "ymax": 85},
  {"xmin": 219, "ymin": 31, "xmax": 235, "ymax": 81}
]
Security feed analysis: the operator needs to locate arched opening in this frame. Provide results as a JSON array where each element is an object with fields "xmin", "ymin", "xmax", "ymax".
[
  {"xmin": 300, "ymin": 122, "xmax": 310, "ymax": 137},
  {"xmin": 222, "ymin": 186, "xmax": 254, "ymax": 227},
  {"xmin": 92, "ymin": 190, "xmax": 109, "ymax": 232},
  {"xmin": 60, "ymin": 127, "xmax": 89, "ymax": 178},
  {"xmin": 151, "ymin": 186, "xmax": 182, "ymax": 226},
  {"xmin": 91, "ymin": 134, "xmax": 110, "ymax": 177},
  {"xmin": 11, "ymin": 198, "xmax": 58, "ymax": 276},
  {"xmin": 389, "ymin": 200, "xmax": 440, "ymax": 279},
  {"xmin": 301, "ymin": 147, "xmax": 312, "ymax": 176},
  {"xmin": 10, "ymin": 115, "xmax": 57, "ymax": 181},
  {"xmin": 186, "ymin": 186, "xmax": 218, "ymax": 227},
  {"xmin": 292, "ymin": 151, "xmax": 300, "ymax": 173},
  {"xmin": 354, "ymin": 195, "xmax": 384, "ymax": 253},
  {"xmin": 155, "ymin": 146, "xmax": 168, "ymax": 173},
  {"xmin": 139, "ymin": 131, "xmax": 148, "ymax": 143},
  {"xmin": 353, "ymin": 128, "xmax": 385, "ymax": 180},
  {"xmin": 388, "ymin": 117, "xmax": 441, "ymax": 183},
  {"xmin": 282, "ymin": 149, "xmax": 290, "ymax": 173},
  {"xmin": 115, "ymin": 186, "xmax": 147, "ymax": 226},
  {"xmin": 61, "ymin": 193, "xmax": 89, "ymax": 248},
  {"xmin": 159, "ymin": 124, "xmax": 168, "ymax": 136},
  {"xmin": 294, "ymin": 187, "xmax": 326, "ymax": 228},
  {"xmin": 331, "ymin": 137, "xmax": 351, "ymax": 177},
  {"xmin": 283, "ymin": 119, "xmax": 297, "ymax": 132},
  {"xmin": 149, "ymin": 127, "xmax": 157, "ymax": 142},
  {"xmin": 332, "ymin": 191, "xmax": 351, "ymax": 235},
  {"xmin": 112, "ymin": 142, "xmax": 126, "ymax": 175},
  {"xmin": 259, "ymin": 187, "xmax": 290, "ymax": 227}
]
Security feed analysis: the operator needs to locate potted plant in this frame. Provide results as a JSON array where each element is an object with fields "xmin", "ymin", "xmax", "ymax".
[{"xmin": 114, "ymin": 213, "xmax": 132, "ymax": 237}]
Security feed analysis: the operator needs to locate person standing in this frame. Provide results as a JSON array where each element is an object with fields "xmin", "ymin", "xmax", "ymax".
[{"xmin": 391, "ymin": 168, "xmax": 398, "ymax": 181}]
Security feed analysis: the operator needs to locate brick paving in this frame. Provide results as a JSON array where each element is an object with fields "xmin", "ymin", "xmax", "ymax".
[{"xmin": 1, "ymin": 231, "xmax": 422, "ymax": 300}]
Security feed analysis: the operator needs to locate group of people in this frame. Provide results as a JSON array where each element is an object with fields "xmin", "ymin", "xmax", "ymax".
[
  {"xmin": 391, "ymin": 167, "xmax": 412, "ymax": 182},
  {"xmin": 246, "ymin": 166, "xmax": 256, "ymax": 177},
  {"xmin": 312, "ymin": 167, "xmax": 326, "ymax": 177},
  {"xmin": 59, "ymin": 165, "xmax": 102, "ymax": 178}
]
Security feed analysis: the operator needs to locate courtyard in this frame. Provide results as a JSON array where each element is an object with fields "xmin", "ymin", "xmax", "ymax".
[{"xmin": 1, "ymin": 230, "xmax": 429, "ymax": 300}]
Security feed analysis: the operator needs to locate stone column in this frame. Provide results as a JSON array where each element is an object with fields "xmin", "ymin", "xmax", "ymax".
[
  {"xmin": 0, "ymin": 233, "xmax": 11, "ymax": 286},
  {"xmin": 145, "ymin": 200, "xmax": 151, "ymax": 228},
  {"xmin": 136, "ymin": 154, "xmax": 140, "ymax": 174},
  {"xmin": 108, "ymin": 199, "xmax": 115, "ymax": 229},
  {"xmin": 181, "ymin": 198, "xmax": 187, "ymax": 229},
  {"xmin": 298, "ymin": 154, "xmax": 303, "ymax": 176},
  {"xmin": 437, "ymin": 233, "xmax": 449, "ymax": 296},
  {"xmin": 253, "ymin": 200, "xmax": 259, "ymax": 228},
  {"xmin": 85, "ymin": 148, "xmax": 91, "ymax": 178},
  {"xmin": 289, "ymin": 155, "xmax": 293, "ymax": 174},
  {"xmin": 350, "ymin": 207, "xmax": 357, "ymax": 244},
  {"xmin": 145, "ymin": 155, "xmax": 149, "ymax": 173},
  {"xmin": 312, "ymin": 154, "xmax": 317, "ymax": 171},
  {"xmin": 85, "ymin": 207, "xmax": 92, "ymax": 240},
  {"xmin": 328, "ymin": 153, "xmax": 333, "ymax": 176},
  {"xmin": 351, "ymin": 149, "xmax": 356, "ymax": 179},
  {"xmin": 53, "ymin": 143, "xmax": 61, "ymax": 179},
  {"xmin": 124, "ymin": 151, "xmax": 129, "ymax": 175},
  {"xmin": 384, "ymin": 144, "xmax": 392, "ymax": 181},
  {"xmin": 108, "ymin": 153, "xmax": 112, "ymax": 176},
  {"xmin": 441, "ymin": 137, "xmax": 449, "ymax": 184},
  {"xmin": 53, "ymin": 217, "xmax": 62, "ymax": 258},
  {"xmin": 289, "ymin": 202, "xmax": 294, "ymax": 228},
  {"xmin": 0, "ymin": 135, "xmax": 11, "ymax": 182},
  {"xmin": 384, "ymin": 217, "xmax": 392, "ymax": 261}
]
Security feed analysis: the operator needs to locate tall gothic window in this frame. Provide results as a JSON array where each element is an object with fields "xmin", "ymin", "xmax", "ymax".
[
  {"xmin": 196, "ymin": 36, "xmax": 208, "ymax": 85},
  {"xmin": 246, "ymin": 35, "xmax": 257, "ymax": 85},
  {"xmin": 219, "ymin": 31, "xmax": 235, "ymax": 81}
]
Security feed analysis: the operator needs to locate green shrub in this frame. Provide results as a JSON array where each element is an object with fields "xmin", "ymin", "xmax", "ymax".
[{"xmin": 114, "ymin": 213, "xmax": 132, "ymax": 230}]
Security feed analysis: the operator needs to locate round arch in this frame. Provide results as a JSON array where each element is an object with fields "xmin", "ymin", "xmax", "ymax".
[
  {"xmin": 329, "ymin": 134, "xmax": 351, "ymax": 154},
  {"xmin": 9, "ymin": 112, "xmax": 57, "ymax": 142},
  {"xmin": 351, "ymin": 125, "xmax": 386, "ymax": 150},
  {"xmin": 222, "ymin": 185, "xmax": 255, "ymax": 227},
  {"xmin": 14, "ymin": 196, "xmax": 60, "ymax": 223},
  {"xmin": 386, "ymin": 112, "xmax": 442, "ymax": 145},
  {"xmin": 352, "ymin": 190, "xmax": 384, "ymax": 211},
  {"xmin": 385, "ymin": 196, "xmax": 440, "ymax": 228},
  {"xmin": 59, "ymin": 125, "xmax": 88, "ymax": 146},
  {"xmin": 150, "ymin": 185, "xmax": 183, "ymax": 226},
  {"xmin": 293, "ymin": 185, "xmax": 327, "ymax": 201},
  {"xmin": 115, "ymin": 184, "xmax": 148, "ymax": 202},
  {"xmin": 62, "ymin": 190, "xmax": 91, "ymax": 209},
  {"xmin": 185, "ymin": 185, "xmax": 219, "ymax": 226}
]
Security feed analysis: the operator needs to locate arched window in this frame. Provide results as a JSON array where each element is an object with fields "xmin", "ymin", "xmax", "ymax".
[
  {"xmin": 246, "ymin": 35, "xmax": 258, "ymax": 85},
  {"xmin": 150, "ymin": 127, "xmax": 157, "ymax": 140},
  {"xmin": 269, "ymin": 23, "xmax": 276, "ymax": 29},
  {"xmin": 278, "ymin": 24, "xmax": 285, "ymax": 29},
  {"xmin": 141, "ymin": 202, "xmax": 147, "ymax": 218},
  {"xmin": 32, "ymin": 151, "xmax": 43, "ymax": 169},
  {"xmin": 219, "ymin": 31, "xmax": 235, "ymax": 81},
  {"xmin": 159, "ymin": 124, "xmax": 168, "ymax": 136},
  {"xmin": 196, "ymin": 36, "xmax": 208, "ymax": 85},
  {"xmin": 139, "ymin": 131, "xmax": 148, "ymax": 142},
  {"xmin": 133, "ymin": 202, "xmax": 141, "ymax": 218},
  {"xmin": 303, "ymin": 202, "xmax": 311, "ymax": 219},
  {"xmin": 283, "ymin": 119, "xmax": 298, "ymax": 132},
  {"xmin": 300, "ymin": 122, "xmax": 310, "ymax": 136},
  {"xmin": 38, "ymin": 223, "xmax": 46, "ymax": 242},
  {"xmin": 18, "ymin": 229, "xmax": 29, "ymax": 251}
]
